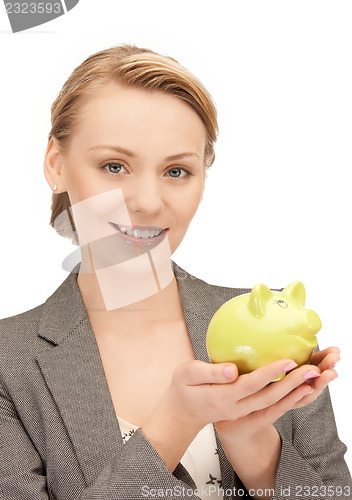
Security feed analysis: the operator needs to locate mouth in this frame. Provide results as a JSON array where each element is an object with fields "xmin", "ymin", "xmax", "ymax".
[
  {"xmin": 108, "ymin": 222, "xmax": 168, "ymax": 246},
  {"xmin": 288, "ymin": 330, "xmax": 318, "ymax": 347}
]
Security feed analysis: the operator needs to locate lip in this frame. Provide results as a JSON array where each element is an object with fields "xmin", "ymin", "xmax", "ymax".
[
  {"xmin": 108, "ymin": 222, "xmax": 168, "ymax": 247},
  {"xmin": 288, "ymin": 330, "xmax": 318, "ymax": 348},
  {"xmin": 289, "ymin": 327, "xmax": 319, "ymax": 338}
]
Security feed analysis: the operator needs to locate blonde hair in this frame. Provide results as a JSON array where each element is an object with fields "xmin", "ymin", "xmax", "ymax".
[{"xmin": 48, "ymin": 44, "xmax": 218, "ymax": 243}]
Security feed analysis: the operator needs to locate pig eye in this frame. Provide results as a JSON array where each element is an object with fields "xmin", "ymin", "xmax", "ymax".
[{"xmin": 277, "ymin": 300, "xmax": 288, "ymax": 308}]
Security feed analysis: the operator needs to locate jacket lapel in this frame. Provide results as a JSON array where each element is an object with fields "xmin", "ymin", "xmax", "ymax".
[
  {"xmin": 36, "ymin": 261, "xmax": 240, "ymax": 494},
  {"xmin": 36, "ymin": 268, "xmax": 122, "ymax": 485}
]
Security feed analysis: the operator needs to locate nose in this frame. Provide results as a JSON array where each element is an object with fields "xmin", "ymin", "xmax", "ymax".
[
  {"xmin": 126, "ymin": 174, "xmax": 165, "ymax": 215},
  {"xmin": 306, "ymin": 309, "xmax": 322, "ymax": 334}
]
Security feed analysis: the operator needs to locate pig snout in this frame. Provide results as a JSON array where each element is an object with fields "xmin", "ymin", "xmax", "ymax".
[{"xmin": 305, "ymin": 309, "xmax": 322, "ymax": 335}]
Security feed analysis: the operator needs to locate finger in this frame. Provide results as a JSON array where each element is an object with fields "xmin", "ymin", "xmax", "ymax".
[
  {"xmin": 236, "ymin": 365, "xmax": 337, "ymax": 425},
  {"xmin": 249, "ymin": 383, "xmax": 315, "ymax": 427},
  {"xmin": 310, "ymin": 346, "xmax": 340, "ymax": 367},
  {"xmin": 294, "ymin": 369, "xmax": 338, "ymax": 408},
  {"xmin": 315, "ymin": 352, "xmax": 340, "ymax": 372},
  {"xmin": 235, "ymin": 363, "xmax": 321, "ymax": 417},
  {"xmin": 229, "ymin": 359, "xmax": 298, "ymax": 407},
  {"xmin": 174, "ymin": 360, "xmax": 239, "ymax": 386}
]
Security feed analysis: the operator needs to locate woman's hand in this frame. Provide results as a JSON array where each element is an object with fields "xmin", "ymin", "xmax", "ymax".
[
  {"xmin": 159, "ymin": 358, "xmax": 297, "ymax": 432},
  {"xmin": 150, "ymin": 354, "xmax": 329, "ymax": 437},
  {"xmin": 291, "ymin": 346, "xmax": 340, "ymax": 409},
  {"xmin": 215, "ymin": 346, "xmax": 340, "ymax": 442},
  {"xmin": 212, "ymin": 347, "xmax": 339, "ymax": 499},
  {"xmin": 142, "ymin": 357, "xmax": 306, "ymax": 473},
  {"xmin": 142, "ymin": 348, "xmax": 339, "ymax": 474}
]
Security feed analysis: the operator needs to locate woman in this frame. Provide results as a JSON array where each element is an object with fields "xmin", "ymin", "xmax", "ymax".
[{"xmin": 0, "ymin": 44, "xmax": 350, "ymax": 500}]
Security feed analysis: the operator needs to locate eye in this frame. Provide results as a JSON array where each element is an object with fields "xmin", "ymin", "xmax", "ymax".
[
  {"xmin": 102, "ymin": 162, "xmax": 127, "ymax": 175},
  {"xmin": 167, "ymin": 167, "xmax": 189, "ymax": 179},
  {"xmin": 277, "ymin": 300, "xmax": 288, "ymax": 309}
]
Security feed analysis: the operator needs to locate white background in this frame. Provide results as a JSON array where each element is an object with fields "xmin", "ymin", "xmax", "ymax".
[{"xmin": 1, "ymin": 0, "xmax": 351, "ymax": 470}]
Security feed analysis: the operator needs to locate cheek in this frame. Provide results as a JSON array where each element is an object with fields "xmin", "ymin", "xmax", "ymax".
[
  {"xmin": 70, "ymin": 188, "xmax": 132, "ymax": 244},
  {"xmin": 60, "ymin": 166, "xmax": 83, "ymax": 205},
  {"xmin": 175, "ymin": 193, "xmax": 201, "ymax": 229},
  {"xmin": 65, "ymin": 167, "xmax": 118, "ymax": 208},
  {"xmin": 61, "ymin": 155, "xmax": 98, "ymax": 203},
  {"xmin": 179, "ymin": 181, "xmax": 203, "ymax": 218}
]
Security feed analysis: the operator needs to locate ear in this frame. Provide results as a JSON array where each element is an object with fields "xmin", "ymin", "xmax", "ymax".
[
  {"xmin": 43, "ymin": 138, "xmax": 67, "ymax": 193},
  {"xmin": 249, "ymin": 283, "xmax": 273, "ymax": 318},
  {"xmin": 283, "ymin": 281, "xmax": 306, "ymax": 306}
]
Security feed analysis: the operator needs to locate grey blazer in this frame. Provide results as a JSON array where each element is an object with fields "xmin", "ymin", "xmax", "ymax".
[{"xmin": 0, "ymin": 261, "xmax": 351, "ymax": 500}]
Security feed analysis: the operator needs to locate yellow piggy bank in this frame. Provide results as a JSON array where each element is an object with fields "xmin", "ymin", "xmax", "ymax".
[{"xmin": 206, "ymin": 281, "xmax": 321, "ymax": 377}]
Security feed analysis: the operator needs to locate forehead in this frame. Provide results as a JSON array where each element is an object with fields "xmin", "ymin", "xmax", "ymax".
[{"xmin": 71, "ymin": 84, "xmax": 207, "ymax": 155}]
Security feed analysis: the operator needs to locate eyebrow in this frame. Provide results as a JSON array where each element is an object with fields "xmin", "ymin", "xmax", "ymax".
[{"xmin": 87, "ymin": 145, "xmax": 200, "ymax": 162}]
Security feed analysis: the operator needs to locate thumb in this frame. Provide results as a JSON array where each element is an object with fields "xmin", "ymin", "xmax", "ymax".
[
  {"xmin": 208, "ymin": 362, "xmax": 239, "ymax": 384},
  {"xmin": 222, "ymin": 363, "xmax": 239, "ymax": 382}
]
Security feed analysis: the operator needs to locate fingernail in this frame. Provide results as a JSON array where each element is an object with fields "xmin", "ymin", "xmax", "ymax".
[
  {"xmin": 224, "ymin": 366, "xmax": 233, "ymax": 379},
  {"xmin": 283, "ymin": 362, "xmax": 298, "ymax": 372},
  {"xmin": 331, "ymin": 360, "xmax": 340, "ymax": 368},
  {"xmin": 304, "ymin": 371, "xmax": 321, "ymax": 380}
]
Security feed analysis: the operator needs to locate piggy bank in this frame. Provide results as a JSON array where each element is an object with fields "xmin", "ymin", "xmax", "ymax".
[{"xmin": 206, "ymin": 281, "xmax": 321, "ymax": 378}]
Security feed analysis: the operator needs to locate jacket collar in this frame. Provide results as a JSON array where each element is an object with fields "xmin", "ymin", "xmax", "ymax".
[
  {"xmin": 37, "ymin": 260, "xmax": 225, "ymax": 350},
  {"xmin": 36, "ymin": 260, "xmax": 239, "ymax": 496},
  {"xmin": 37, "ymin": 263, "xmax": 88, "ymax": 346}
]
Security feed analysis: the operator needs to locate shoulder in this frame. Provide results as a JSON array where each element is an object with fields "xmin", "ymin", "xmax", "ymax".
[
  {"xmin": 0, "ymin": 303, "xmax": 48, "ymax": 388},
  {"xmin": 0, "ymin": 303, "xmax": 45, "ymax": 348},
  {"xmin": 0, "ymin": 269, "xmax": 84, "ymax": 354},
  {"xmin": 172, "ymin": 260, "xmax": 252, "ymax": 298}
]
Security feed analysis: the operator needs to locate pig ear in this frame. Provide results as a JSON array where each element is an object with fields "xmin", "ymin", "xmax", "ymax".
[
  {"xmin": 283, "ymin": 281, "xmax": 306, "ymax": 306},
  {"xmin": 249, "ymin": 283, "xmax": 273, "ymax": 318}
]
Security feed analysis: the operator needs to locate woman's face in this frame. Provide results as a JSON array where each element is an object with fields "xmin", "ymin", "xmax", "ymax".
[{"xmin": 55, "ymin": 84, "xmax": 207, "ymax": 256}]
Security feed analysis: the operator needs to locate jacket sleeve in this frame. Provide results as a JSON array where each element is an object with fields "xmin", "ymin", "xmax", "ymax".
[
  {"xmin": 0, "ymin": 383, "xmax": 49, "ymax": 499},
  {"xmin": 272, "ymin": 386, "xmax": 352, "ymax": 500},
  {"xmin": 80, "ymin": 387, "xmax": 352, "ymax": 500},
  {"xmin": 78, "ymin": 429, "xmax": 200, "ymax": 500},
  {"xmin": 0, "ymin": 380, "xmax": 200, "ymax": 500}
]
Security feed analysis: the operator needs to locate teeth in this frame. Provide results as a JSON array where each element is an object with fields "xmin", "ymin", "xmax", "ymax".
[{"xmin": 119, "ymin": 226, "xmax": 163, "ymax": 239}]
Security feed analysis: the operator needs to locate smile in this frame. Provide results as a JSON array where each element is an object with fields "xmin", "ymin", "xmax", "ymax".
[{"xmin": 108, "ymin": 222, "xmax": 167, "ymax": 244}]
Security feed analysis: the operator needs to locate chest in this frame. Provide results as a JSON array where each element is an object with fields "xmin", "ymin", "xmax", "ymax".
[{"xmin": 94, "ymin": 320, "xmax": 196, "ymax": 428}]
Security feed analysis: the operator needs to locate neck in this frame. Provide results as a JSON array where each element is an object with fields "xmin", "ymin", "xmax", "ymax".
[{"xmin": 76, "ymin": 250, "xmax": 184, "ymax": 330}]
